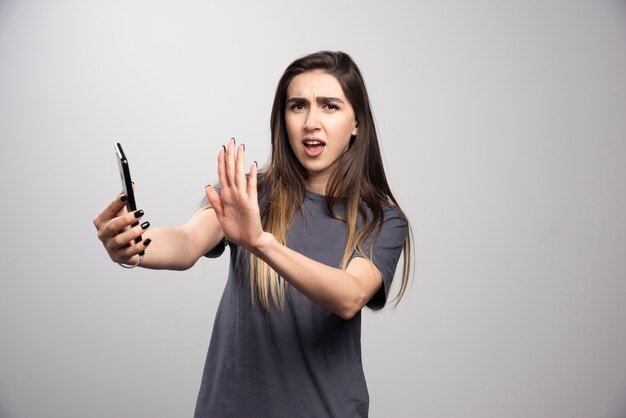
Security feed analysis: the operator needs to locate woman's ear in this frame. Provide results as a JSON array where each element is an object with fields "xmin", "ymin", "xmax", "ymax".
[
  {"xmin": 352, "ymin": 121, "xmax": 358, "ymax": 136},
  {"xmin": 349, "ymin": 120, "xmax": 358, "ymax": 147}
]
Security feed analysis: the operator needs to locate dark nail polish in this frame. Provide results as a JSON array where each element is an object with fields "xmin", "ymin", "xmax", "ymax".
[
  {"xmin": 254, "ymin": 161, "xmax": 258, "ymax": 168},
  {"xmin": 222, "ymin": 145, "xmax": 226, "ymax": 153},
  {"xmin": 143, "ymin": 238, "xmax": 152, "ymax": 246},
  {"xmin": 120, "ymin": 194, "xmax": 128, "ymax": 203},
  {"xmin": 242, "ymin": 143, "xmax": 246, "ymax": 151},
  {"xmin": 139, "ymin": 250, "xmax": 145, "ymax": 256},
  {"xmin": 134, "ymin": 209, "xmax": 144, "ymax": 218},
  {"xmin": 141, "ymin": 221, "xmax": 150, "ymax": 229}
]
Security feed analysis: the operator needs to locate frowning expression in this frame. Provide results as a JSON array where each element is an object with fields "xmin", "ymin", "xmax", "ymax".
[{"xmin": 285, "ymin": 70, "xmax": 358, "ymax": 192}]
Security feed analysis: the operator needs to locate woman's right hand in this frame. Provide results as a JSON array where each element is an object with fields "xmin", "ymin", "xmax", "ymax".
[{"xmin": 93, "ymin": 194, "xmax": 152, "ymax": 265}]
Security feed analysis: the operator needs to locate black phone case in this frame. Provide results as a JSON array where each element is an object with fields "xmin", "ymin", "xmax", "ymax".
[{"xmin": 115, "ymin": 142, "xmax": 142, "ymax": 244}]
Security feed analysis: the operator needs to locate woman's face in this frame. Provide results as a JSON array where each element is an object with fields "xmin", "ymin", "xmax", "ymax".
[{"xmin": 285, "ymin": 70, "xmax": 358, "ymax": 193}]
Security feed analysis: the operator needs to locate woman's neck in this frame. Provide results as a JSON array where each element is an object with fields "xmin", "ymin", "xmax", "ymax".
[{"xmin": 305, "ymin": 176, "xmax": 328, "ymax": 196}]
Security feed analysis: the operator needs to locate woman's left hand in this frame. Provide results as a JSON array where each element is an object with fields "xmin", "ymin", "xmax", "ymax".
[{"xmin": 205, "ymin": 138, "xmax": 266, "ymax": 252}]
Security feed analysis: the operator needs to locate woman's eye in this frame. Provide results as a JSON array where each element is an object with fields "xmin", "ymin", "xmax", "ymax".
[
  {"xmin": 290, "ymin": 103, "xmax": 306, "ymax": 111},
  {"xmin": 324, "ymin": 104, "xmax": 339, "ymax": 110}
]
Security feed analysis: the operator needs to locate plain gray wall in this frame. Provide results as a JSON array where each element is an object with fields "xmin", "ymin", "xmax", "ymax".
[{"xmin": 1, "ymin": 0, "xmax": 625, "ymax": 417}]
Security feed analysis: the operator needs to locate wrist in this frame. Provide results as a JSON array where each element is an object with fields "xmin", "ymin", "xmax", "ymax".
[{"xmin": 251, "ymin": 231, "xmax": 277, "ymax": 259}]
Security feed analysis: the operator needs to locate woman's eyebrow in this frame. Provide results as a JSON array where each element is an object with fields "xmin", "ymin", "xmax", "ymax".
[
  {"xmin": 287, "ymin": 97, "xmax": 309, "ymax": 104},
  {"xmin": 317, "ymin": 96, "xmax": 345, "ymax": 104},
  {"xmin": 286, "ymin": 96, "xmax": 345, "ymax": 104}
]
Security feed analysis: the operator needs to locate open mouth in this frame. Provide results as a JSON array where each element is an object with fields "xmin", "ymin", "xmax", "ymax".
[{"xmin": 303, "ymin": 139, "xmax": 326, "ymax": 157}]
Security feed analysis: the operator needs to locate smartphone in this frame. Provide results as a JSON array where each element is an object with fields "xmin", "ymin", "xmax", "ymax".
[{"xmin": 115, "ymin": 142, "xmax": 142, "ymax": 243}]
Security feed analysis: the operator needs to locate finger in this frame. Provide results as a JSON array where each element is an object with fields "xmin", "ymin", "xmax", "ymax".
[
  {"xmin": 205, "ymin": 186, "xmax": 224, "ymax": 219},
  {"xmin": 117, "ymin": 237, "xmax": 152, "ymax": 264},
  {"xmin": 106, "ymin": 220, "xmax": 150, "ymax": 252},
  {"xmin": 217, "ymin": 144, "xmax": 228, "ymax": 190},
  {"xmin": 234, "ymin": 144, "xmax": 247, "ymax": 190},
  {"xmin": 114, "ymin": 191, "xmax": 128, "ymax": 218},
  {"xmin": 225, "ymin": 138, "xmax": 236, "ymax": 189},
  {"xmin": 93, "ymin": 193, "xmax": 129, "ymax": 231},
  {"xmin": 115, "ymin": 207, "xmax": 126, "ymax": 219},
  {"xmin": 98, "ymin": 208, "xmax": 145, "ymax": 241},
  {"xmin": 247, "ymin": 160, "xmax": 258, "ymax": 202}
]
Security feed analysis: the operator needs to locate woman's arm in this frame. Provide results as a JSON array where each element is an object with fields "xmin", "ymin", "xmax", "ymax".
[
  {"xmin": 94, "ymin": 193, "xmax": 224, "ymax": 271},
  {"xmin": 205, "ymin": 139, "xmax": 382, "ymax": 319},
  {"xmin": 254, "ymin": 234, "xmax": 382, "ymax": 320}
]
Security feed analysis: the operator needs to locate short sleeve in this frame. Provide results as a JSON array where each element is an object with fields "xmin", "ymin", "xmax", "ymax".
[
  {"xmin": 197, "ymin": 184, "xmax": 228, "ymax": 258},
  {"xmin": 352, "ymin": 208, "xmax": 408, "ymax": 310}
]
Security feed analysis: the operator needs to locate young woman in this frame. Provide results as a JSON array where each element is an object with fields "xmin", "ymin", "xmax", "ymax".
[{"xmin": 94, "ymin": 51, "xmax": 412, "ymax": 417}]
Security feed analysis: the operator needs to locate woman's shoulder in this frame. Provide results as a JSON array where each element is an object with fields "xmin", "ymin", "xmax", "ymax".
[{"xmin": 364, "ymin": 197, "xmax": 408, "ymax": 226}]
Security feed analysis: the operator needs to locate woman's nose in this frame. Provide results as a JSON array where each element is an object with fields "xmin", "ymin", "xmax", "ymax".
[{"xmin": 303, "ymin": 109, "xmax": 321, "ymax": 130}]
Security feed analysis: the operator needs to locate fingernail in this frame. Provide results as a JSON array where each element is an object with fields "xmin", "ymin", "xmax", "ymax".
[
  {"xmin": 242, "ymin": 143, "xmax": 246, "ymax": 151},
  {"xmin": 139, "ymin": 250, "xmax": 145, "ymax": 256},
  {"xmin": 143, "ymin": 238, "xmax": 152, "ymax": 246},
  {"xmin": 141, "ymin": 221, "xmax": 150, "ymax": 230},
  {"xmin": 134, "ymin": 209, "xmax": 144, "ymax": 218},
  {"xmin": 204, "ymin": 184, "xmax": 211, "ymax": 189},
  {"xmin": 231, "ymin": 137, "xmax": 236, "ymax": 144},
  {"xmin": 254, "ymin": 161, "xmax": 258, "ymax": 168},
  {"xmin": 222, "ymin": 145, "xmax": 226, "ymax": 153},
  {"xmin": 120, "ymin": 194, "xmax": 128, "ymax": 203}
]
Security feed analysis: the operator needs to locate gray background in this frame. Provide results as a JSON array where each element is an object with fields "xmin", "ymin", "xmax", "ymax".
[{"xmin": 1, "ymin": 0, "xmax": 625, "ymax": 417}]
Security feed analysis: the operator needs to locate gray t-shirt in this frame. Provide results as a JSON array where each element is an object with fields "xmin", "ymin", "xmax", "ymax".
[{"xmin": 194, "ymin": 190, "xmax": 408, "ymax": 418}]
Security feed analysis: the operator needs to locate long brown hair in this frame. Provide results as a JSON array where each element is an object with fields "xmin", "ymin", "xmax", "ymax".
[{"xmin": 246, "ymin": 51, "xmax": 413, "ymax": 310}]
